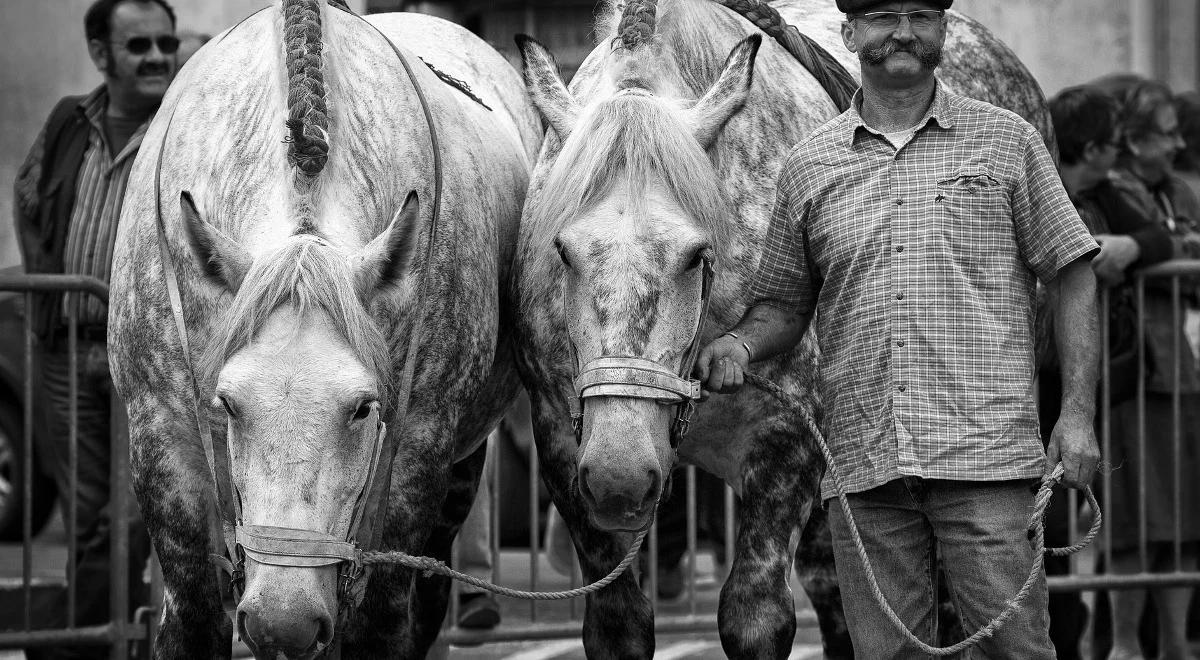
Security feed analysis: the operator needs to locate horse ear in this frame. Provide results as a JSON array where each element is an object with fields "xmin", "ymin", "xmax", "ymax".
[
  {"xmin": 180, "ymin": 191, "xmax": 252, "ymax": 293},
  {"xmin": 682, "ymin": 34, "xmax": 762, "ymax": 148},
  {"xmin": 516, "ymin": 34, "xmax": 579, "ymax": 140},
  {"xmin": 354, "ymin": 191, "xmax": 420, "ymax": 301}
]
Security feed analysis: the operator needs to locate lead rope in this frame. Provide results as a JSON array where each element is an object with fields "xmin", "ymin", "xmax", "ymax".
[
  {"xmin": 742, "ymin": 371, "xmax": 1101, "ymax": 655},
  {"xmin": 359, "ymin": 527, "xmax": 648, "ymax": 600}
]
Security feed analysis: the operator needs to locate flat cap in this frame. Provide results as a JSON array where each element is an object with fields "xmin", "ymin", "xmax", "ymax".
[{"xmin": 837, "ymin": 0, "xmax": 952, "ymax": 12}]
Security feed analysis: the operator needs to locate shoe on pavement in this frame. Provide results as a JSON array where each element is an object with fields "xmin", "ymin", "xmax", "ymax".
[{"xmin": 457, "ymin": 592, "xmax": 501, "ymax": 630}]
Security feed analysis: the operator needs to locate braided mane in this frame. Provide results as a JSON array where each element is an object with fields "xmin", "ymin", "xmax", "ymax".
[{"xmin": 282, "ymin": 0, "xmax": 332, "ymax": 231}]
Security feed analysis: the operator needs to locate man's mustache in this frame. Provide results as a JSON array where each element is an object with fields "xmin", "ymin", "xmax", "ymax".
[
  {"xmin": 137, "ymin": 62, "xmax": 170, "ymax": 76},
  {"xmin": 861, "ymin": 39, "xmax": 943, "ymax": 68}
]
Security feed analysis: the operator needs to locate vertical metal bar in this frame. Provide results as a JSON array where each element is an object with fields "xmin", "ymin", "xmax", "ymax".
[
  {"xmin": 1102, "ymin": 288, "xmax": 1113, "ymax": 575},
  {"xmin": 110, "ymin": 386, "xmax": 131, "ymax": 660},
  {"xmin": 1136, "ymin": 278, "xmax": 1148, "ymax": 571},
  {"xmin": 22, "ymin": 292, "xmax": 34, "ymax": 632},
  {"xmin": 448, "ymin": 524, "xmax": 459, "ymax": 629},
  {"xmin": 67, "ymin": 299, "xmax": 78, "ymax": 628},
  {"xmin": 489, "ymin": 433, "xmax": 501, "ymax": 595},
  {"xmin": 1172, "ymin": 277, "xmax": 1182, "ymax": 571},
  {"xmin": 528, "ymin": 441, "xmax": 539, "ymax": 622},
  {"xmin": 648, "ymin": 511, "xmax": 658, "ymax": 612},
  {"xmin": 724, "ymin": 484, "xmax": 735, "ymax": 581},
  {"xmin": 685, "ymin": 465, "xmax": 697, "ymax": 615}
]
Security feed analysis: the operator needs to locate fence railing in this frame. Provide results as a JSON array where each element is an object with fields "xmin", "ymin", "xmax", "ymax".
[{"xmin": 0, "ymin": 274, "xmax": 149, "ymax": 659}]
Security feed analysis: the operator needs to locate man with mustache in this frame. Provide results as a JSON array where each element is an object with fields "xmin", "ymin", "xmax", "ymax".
[
  {"xmin": 13, "ymin": 1, "xmax": 176, "ymax": 656},
  {"xmin": 697, "ymin": 1, "xmax": 1100, "ymax": 657}
]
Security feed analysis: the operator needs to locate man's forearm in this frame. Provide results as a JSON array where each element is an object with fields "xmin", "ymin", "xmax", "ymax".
[
  {"xmin": 1051, "ymin": 257, "xmax": 1100, "ymax": 419},
  {"xmin": 730, "ymin": 303, "xmax": 813, "ymax": 362}
]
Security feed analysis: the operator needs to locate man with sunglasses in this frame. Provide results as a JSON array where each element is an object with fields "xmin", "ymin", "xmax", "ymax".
[
  {"xmin": 13, "ymin": 1, "xmax": 175, "ymax": 656},
  {"xmin": 697, "ymin": 1, "xmax": 1101, "ymax": 657}
]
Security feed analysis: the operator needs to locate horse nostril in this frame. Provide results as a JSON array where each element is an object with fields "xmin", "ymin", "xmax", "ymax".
[
  {"xmin": 578, "ymin": 466, "xmax": 595, "ymax": 503},
  {"xmin": 641, "ymin": 470, "xmax": 660, "ymax": 510},
  {"xmin": 316, "ymin": 613, "xmax": 334, "ymax": 646}
]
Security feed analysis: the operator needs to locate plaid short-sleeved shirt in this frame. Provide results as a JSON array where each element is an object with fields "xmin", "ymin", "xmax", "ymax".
[{"xmin": 750, "ymin": 85, "xmax": 1099, "ymax": 500}]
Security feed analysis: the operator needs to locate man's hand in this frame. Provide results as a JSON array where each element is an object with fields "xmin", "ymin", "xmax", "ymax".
[
  {"xmin": 1092, "ymin": 234, "xmax": 1140, "ymax": 287},
  {"xmin": 1045, "ymin": 413, "xmax": 1100, "ymax": 490},
  {"xmin": 695, "ymin": 334, "xmax": 751, "ymax": 394}
]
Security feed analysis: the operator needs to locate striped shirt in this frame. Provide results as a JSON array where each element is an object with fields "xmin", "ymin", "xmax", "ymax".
[
  {"xmin": 750, "ymin": 84, "xmax": 1098, "ymax": 500},
  {"xmin": 60, "ymin": 86, "xmax": 152, "ymax": 325}
]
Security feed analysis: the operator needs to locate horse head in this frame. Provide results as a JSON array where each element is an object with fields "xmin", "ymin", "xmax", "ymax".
[
  {"xmin": 182, "ymin": 190, "xmax": 418, "ymax": 658},
  {"xmin": 518, "ymin": 15, "xmax": 761, "ymax": 531}
]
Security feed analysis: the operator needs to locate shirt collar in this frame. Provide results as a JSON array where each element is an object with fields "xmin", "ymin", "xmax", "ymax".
[
  {"xmin": 841, "ymin": 80, "xmax": 956, "ymax": 148},
  {"xmin": 79, "ymin": 84, "xmax": 156, "ymax": 168}
]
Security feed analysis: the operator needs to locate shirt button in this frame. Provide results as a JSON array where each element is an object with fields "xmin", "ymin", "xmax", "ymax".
[
  {"xmin": 896, "ymin": 292, "xmax": 905, "ymax": 300},
  {"xmin": 895, "ymin": 245, "xmax": 904, "ymax": 252},
  {"xmin": 894, "ymin": 199, "xmax": 904, "ymax": 206},
  {"xmin": 898, "ymin": 385, "xmax": 907, "ymax": 392},
  {"xmin": 897, "ymin": 340, "xmax": 905, "ymax": 347}
]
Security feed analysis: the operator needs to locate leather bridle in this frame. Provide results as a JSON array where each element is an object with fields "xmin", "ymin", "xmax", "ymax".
[
  {"xmin": 152, "ymin": 3, "xmax": 444, "ymax": 627},
  {"xmin": 567, "ymin": 252, "xmax": 714, "ymax": 448}
]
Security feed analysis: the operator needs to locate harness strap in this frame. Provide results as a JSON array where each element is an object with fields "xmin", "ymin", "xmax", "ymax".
[
  {"xmin": 153, "ymin": 108, "xmax": 244, "ymax": 607},
  {"xmin": 574, "ymin": 357, "xmax": 702, "ymax": 402},
  {"xmin": 237, "ymin": 525, "xmax": 360, "ymax": 567}
]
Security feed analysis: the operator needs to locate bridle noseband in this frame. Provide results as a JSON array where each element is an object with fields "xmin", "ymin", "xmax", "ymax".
[{"xmin": 567, "ymin": 252, "xmax": 714, "ymax": 448}]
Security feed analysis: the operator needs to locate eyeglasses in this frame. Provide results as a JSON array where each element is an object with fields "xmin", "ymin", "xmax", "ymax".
[
  {"xmin": 111, "ymin": 35, "xmax": 180, "ymax": 55},
  {"xmin": 852, "ymin": 10, "xmax": 945, "ymax": 30},
  {"xmin": 1147, "ymin": 127, "xmax": 1183, "ymax": 141}
]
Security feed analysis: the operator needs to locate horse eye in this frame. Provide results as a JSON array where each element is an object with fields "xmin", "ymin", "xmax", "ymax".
[
  {"xmin": 688, "ymin": 248, "xmax": 708, "ymax": 270},
  {"xmin": 213, "ymin": 396, "xmax": 237, "ymax": 418},
  {"xmin": 351, "ymin": 401, "xmax": 376, "ymax": 423},
  {"xmin": 554, "ymin": 240, "xmax": 571, "ymax": 268}
]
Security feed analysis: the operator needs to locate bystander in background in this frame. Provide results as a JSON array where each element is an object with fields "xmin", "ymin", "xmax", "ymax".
[{"xmin": 1090, "ymin": 73, "xmax": 1200, "ymax": 660}]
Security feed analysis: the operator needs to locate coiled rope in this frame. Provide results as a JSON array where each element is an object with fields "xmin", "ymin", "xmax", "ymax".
[{"xmin": 741, "ymin": 371, "xmax": 1101, "ymax": 656}]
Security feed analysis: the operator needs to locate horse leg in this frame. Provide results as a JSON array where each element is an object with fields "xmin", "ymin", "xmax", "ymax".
[
  {"xmin": 792, "ymin": 505, "xmax": 853, "ymax": 659},
  {"xmin": 527, "ymin": 397, "xmax": 654, "ymax": 659},
  {"xmin": 341, "ymin": 421, "xmax": 478, "ymax": 659},
  {"xmin": 128, "ymin": 408, "xmax": 231, "ymax": 658},
  {"xmin": 718, "ymin": 425, "xmax": 823, "ymax": 660},
  {"xmin": 405, "ymin": 438, "xmax": 488, "ymax": 656}
]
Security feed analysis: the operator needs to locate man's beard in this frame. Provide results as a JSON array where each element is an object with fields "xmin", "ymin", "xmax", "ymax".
[{"xmin": 861, "ymin": 38, "xmax": 943, "ymax": 70}]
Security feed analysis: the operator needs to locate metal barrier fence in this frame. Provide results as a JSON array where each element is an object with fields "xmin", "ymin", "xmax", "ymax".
[
  {"xmin": 0, "ymin": 274, "xmax": 149, "ymax": 659},
  {"xmin": 1043, "ymin": 258, "xmax": 1200, "ymax": 594}
]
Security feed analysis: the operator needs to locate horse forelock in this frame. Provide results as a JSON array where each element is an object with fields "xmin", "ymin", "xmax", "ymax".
[
  {"xmin": 526, "ymin": 91, "xmax": 731, "ymax": 274},
  {"xmin": 199, "ymin": 237, "xmax": 396, "ymax": 409}
]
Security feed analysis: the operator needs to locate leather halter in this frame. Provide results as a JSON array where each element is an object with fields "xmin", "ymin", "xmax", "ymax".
[
  {"xmin": 568, "ymin": 253, "xmax": 714, "ymax": 448},
  {"xmin": 153, "ymin": 3, "xmax": 444, "ymax": 626}
]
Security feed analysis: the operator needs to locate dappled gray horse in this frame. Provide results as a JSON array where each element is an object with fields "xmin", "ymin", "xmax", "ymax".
[
  {"xmin": 108, "ymin": 1, "xmax": 539, "ymax": 657},
  {"xmin": 513, "ymin": 0, "xmax": 1053, "ymax": 657}
]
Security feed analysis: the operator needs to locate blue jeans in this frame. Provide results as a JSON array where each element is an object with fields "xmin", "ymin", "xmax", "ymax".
[{"xmin": 827, "ymin": 478, "xmax": 1055, "ymax": 659}]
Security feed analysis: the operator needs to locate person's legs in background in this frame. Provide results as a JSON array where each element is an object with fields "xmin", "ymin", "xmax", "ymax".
[
  {"xmin": 455, "ymin": 433, "xmax": 501, "ymax": 630},
  {"xmin": 30, "ymin": 339, "xmax": 150, "ymax": 660}
]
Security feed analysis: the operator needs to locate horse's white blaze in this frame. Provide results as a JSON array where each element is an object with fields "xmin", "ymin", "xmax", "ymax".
[{"xmin": 217, "ymin": 307, "xmax": 378, "ymax": 534}]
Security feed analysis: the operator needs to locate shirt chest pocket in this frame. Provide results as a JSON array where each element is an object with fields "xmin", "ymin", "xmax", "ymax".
[{"xmin": 934, "ymin": 167, "xmax": 1012, "ymax": 253}]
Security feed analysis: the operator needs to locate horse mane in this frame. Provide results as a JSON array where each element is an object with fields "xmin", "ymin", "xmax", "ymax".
[
  {"xmin": 200, "ymin": 237, "xmax": 395, "ymax": 406},
  {"xmin": 526, "ymin": 89, "xmax": 733, "ymax": 270},
  {"xmin": 282, "ymin": 0, "xmax": 333, "ymax": 232}
]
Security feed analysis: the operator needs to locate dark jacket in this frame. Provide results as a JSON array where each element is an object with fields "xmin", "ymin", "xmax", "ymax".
[{"xmin": 13, "ymin": 94, "xmax": 93, "ymax": 341}]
